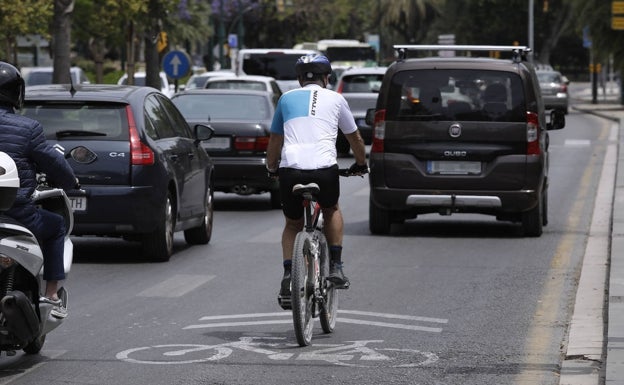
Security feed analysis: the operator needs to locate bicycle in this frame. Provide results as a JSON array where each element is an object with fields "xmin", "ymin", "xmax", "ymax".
[{"xmin": 283, "ymin": 168, "xmax": 365, "ymax": 346}]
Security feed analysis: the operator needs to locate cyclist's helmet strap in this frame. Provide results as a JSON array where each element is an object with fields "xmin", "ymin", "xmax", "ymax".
[{"xmin": 295, "ymin": 54, "xmax": 332, "ymax": 79}]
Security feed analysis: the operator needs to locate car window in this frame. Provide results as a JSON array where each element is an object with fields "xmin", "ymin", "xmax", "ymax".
[
  {"xmin": 537, "ymin": 72, "xmax": 561, "ymax": 83},
  {"xmin": 156, "ymin": 95, "xmax": 193, "ymax": 139},
  {"xmin": 26, "ymin": 72, "xmax": 53, "ymax": 86},
  {"xmin": 341, "ymin": 74, "xmax": 384, "ymax": 93},
  {"xmin": 21, "ymin": 103, "xmax": 129, "ymax": 140},
  {"xmin": 206, "ymin": 80, "xmax": 266, "ymax": 91},
  {"xmin": 144, "ymin": 95, "xmax": 176, "ymax": 138},
  {"xmin": 173, "ymin": 94, "xmax": 271, "ymax": 120},
  {"xmin": 387, "ymin": 69, "xmax": 526, "ymax": 122}
]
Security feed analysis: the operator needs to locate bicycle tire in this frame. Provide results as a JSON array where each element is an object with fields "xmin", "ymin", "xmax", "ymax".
[
  {"xmin": 291, "ymin": 232, "xmax": 315, "ymax": 346},
  {"xmin": 318, "ymin": 231, "xmax": 337, "ymax": 333}
]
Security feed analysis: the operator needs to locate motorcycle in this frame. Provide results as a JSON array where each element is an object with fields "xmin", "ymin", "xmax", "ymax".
[{"xmin": 0, "ymin": 151, "xmax": 75, "ymax": 355}]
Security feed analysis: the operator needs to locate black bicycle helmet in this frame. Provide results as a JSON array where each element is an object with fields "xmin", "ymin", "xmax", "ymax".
[
  {"xmin": 0, "ymin": 62, "xmax": 24, "ymax": 109},
  {"xmin": 295, "ymin": 54, "xmax": 332, "ymax": 79}
]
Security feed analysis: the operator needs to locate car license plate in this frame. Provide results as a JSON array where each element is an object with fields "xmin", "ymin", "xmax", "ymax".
[
  {"xmin": 203, "ymin": 137, "xmax": 231, "ymax": 151},
  {"xmin": 427, "ymin": 161, "xmax": 481, "ymax": 175},
  {"xmin": 69, "ymin": 196, "xmax": 87, "ymax": 212}
]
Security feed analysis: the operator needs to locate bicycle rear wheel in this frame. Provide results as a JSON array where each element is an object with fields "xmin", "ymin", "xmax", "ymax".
[
  {"xmin": 318, "ymin": 232, "xmax": 337, "ymax": 333},
  {"xmin": 291, "ymin": 232, "xmax": 315, "ymax": 346}
]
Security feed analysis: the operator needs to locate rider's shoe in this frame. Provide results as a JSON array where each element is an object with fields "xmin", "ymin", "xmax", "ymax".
[
  {"xmin": 277, "ymin": 270, "xmax": 292, "ymax": 310},
  {"xmin": 327, "ymin": 262, "xmax": 350, "ymax": 289},
  {"xmin": 40, "ymin": 297, "xmax": 68, "ymax": 319}
]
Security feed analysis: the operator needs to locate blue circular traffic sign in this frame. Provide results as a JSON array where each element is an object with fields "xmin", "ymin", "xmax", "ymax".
[{"xmin": 162, "ymin": 50, "xmax": 191, "ymax": 79}]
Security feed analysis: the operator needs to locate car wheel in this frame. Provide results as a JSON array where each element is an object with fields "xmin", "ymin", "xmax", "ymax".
[
  {"xmin": 184, "ymin": 186, "xmax": 213, "ymax": 245},
  {"xmin": 143, "ymin": 192, "xmax": 175, "ymax": 262},
  {"xmin": 522, "ymin": 193, "xmax": 543, "ymax": 237},
  {"xmin": 369, "ymin": 197, "xmax": 391, "ymax": 235},
  {"xmin": 542, "ymin": 188, "xmax": 548, "ymax": 226},
  {"xmin": 269, "ymin": 187, "xmax": 281, "ymax": 209}
]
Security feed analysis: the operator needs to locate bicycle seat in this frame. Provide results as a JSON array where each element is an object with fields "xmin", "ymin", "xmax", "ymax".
[{"xmin": 292, "ymin": 183, "xmax": 320, "ymax": 196}]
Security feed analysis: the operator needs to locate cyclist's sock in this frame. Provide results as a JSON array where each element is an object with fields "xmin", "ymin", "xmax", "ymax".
[
  {"xmin": 329, "ymin": 245, "xmax": 343, "ymax": 265},
  {"xmin": 283, "ymin": 259, "xmax": 292, "ymax": 271}
]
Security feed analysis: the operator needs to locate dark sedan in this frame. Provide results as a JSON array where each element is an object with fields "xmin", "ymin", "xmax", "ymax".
[
  {"xmin": 22, "ymin": 84, "xmax": 215, "ymax": 262},
  {"xmin": 171, "ymin": 89, "xmax": 280, "ymax": 208}
]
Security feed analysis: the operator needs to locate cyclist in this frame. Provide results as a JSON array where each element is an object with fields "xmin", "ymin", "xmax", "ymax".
[
  {"xmin": 0, "ymin": 62, "xmax": 78, "ymax": 318},
  {"xmin": 266, "ymin": 54, "xmax": 368, "ymax": 309}
]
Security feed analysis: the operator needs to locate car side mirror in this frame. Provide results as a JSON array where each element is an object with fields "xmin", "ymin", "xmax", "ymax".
[
  {"xmin": 195, "ymin": 124, "xmax": 214, "ymax": 142},
  {"xmin": 547, "ymin": 109, "xmax": 565, "ymax": 130},
  {"xmin": 365, "ymin": 108, "xmax": 376, "ymax": 126}
]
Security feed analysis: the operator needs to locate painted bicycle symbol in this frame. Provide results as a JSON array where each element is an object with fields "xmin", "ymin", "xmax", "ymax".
[{"xmin": 116, "ymin": 337, "xmax": 438, "ymax": 368}]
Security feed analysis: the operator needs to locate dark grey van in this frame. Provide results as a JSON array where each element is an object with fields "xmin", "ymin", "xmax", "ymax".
[{"xmin": 367, "ymin": 45, "xmax": 565, "ymax": 236}]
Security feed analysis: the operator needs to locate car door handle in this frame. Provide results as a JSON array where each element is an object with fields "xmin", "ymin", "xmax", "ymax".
[
  {"xmin": 169, "ymin": 154, "xmax": 179, "ymax": 161},
  {"xmin": 187, "ymin": 152, "xmax": 195, "ymax": 159}
]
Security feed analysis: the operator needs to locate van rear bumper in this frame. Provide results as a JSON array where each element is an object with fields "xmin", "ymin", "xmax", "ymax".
[{"xmin": 371, "ymin": 187, "xmax": 540, "ymax": 215}]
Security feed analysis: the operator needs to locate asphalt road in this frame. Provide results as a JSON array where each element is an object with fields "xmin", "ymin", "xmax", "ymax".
[{"xmin": 0, "ymin": 109, "xmax": 611, "ymax": 385}]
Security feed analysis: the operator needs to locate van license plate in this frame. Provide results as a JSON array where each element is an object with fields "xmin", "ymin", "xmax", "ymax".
[
  {"xmin": 427, "ymin": 161, "xmax": 481, "ymax": 175},
  {"xmin": 69, "ymin": 196, "xmax": 87, "ymax": 212}
]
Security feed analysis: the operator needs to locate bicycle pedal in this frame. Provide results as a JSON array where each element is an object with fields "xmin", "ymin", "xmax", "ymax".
[{"xmin": 278, "ymin": 295, "xmax": 292, "ymax": 310}]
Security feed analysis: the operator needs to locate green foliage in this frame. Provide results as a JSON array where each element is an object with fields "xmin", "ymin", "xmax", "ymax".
[{"xmin": 0, "ymin": 0, "xmax": 52, "ymax": 60}]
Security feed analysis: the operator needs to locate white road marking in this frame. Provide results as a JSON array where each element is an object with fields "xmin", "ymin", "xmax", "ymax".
[
  {"xmin": 564, "ymin": 139, "xmax": 591, "ymax": 147},
  {"xmin": 138, "ymin": 274, "xmax": 215, "ymax": 298},
  {"xmin": 184, "ymin": 310, "xmax": 447, "ymax": 332}
]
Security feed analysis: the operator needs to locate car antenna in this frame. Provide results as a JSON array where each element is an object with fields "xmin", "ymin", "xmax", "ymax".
[{"xmin": 69, "ymin": 69, "xmax": 76, "ymax": 96}]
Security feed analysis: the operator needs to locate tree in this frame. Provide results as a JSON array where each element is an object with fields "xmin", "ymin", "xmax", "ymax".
[
  {"xmin": 52, "ymin": 0, "xmax": 75, "ymax": 84},
  {"xmin": 0, "ymin": 0, "xmax": 52, "ymax": 65}
]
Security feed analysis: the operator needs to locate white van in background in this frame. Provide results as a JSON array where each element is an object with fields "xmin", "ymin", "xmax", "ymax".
[{"xmin": 235, "ymin": 48, "xmax": 319, "ymax": 92}]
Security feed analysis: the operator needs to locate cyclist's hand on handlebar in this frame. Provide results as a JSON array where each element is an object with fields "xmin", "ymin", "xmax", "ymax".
[
  {"xmin": 347, "ymin": 162, "xmax": 369, "ymax": 177},
  {"xmin": 267, "ymin": 168, "xmax": 278, "ymax": 179}
]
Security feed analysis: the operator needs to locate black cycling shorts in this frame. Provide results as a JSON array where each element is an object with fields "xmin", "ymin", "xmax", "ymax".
[{"xmin": 279, "ymin": 165, "xmax": 340, "ymax": 220}]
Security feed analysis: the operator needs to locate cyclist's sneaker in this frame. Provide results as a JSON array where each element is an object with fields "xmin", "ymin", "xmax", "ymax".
[
  {"xmin": 277, "ymin": 271, "xmax": 292, "ymax": 310},
  {"xmin": 328, "ymin": 262, "xmax": 350, "ymax": 289}
]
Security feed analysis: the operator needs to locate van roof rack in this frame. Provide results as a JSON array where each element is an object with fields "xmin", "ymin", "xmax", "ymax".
[{"xmin": 393, "ymin": 45, "xmax": 531, "ymax": 62}]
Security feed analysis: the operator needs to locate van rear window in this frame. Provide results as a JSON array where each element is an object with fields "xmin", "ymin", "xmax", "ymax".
[
  {"xmin": 242, "ymin": 53, "xmax": 301, "ymax": 80},
  {"xmin": 387, "ymin": 69, "xmax": 526, "ymax": 122},
  {"xmin": 21, "ymin": 103, "xmax": 129, "ymax": 140}
]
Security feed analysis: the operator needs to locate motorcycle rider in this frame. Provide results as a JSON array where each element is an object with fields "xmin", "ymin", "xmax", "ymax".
[{"xmin": 0, "ymin": 62, "xmax": 78, "ymax": 318}]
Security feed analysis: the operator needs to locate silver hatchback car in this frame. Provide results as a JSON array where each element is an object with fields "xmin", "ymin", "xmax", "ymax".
[{"xmin": 536, "ymin": 70, "xmax": 569, "ymax": 114}]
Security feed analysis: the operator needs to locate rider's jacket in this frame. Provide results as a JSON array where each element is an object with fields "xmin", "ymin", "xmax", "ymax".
[
  {"xmin": 270, "ymin": 84, "xmax": 357, "ymax": 170},
  {"xmin": 0, "ymin": 105, "xmax": 76, "ymax": 225}
]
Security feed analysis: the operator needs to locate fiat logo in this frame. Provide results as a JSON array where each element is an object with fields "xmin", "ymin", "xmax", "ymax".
[{"xmin": 449, "ymin": 123, "xmax": 462, "ymax": 138}]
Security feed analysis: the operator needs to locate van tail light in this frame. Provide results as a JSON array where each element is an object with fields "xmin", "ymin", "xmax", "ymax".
[
  {"xmin": 336, "ymin": 82, "xmax": 344, "ymax": 93},
  {"xmin": 370, "ymin": 109, "xmax": 386, "ymax": 153},
  {"xmin": 526, "ymin": 111, "xmax": 540, "ymax": 155},
  {"xmin": 234, "ymin": 136, "xmax": 269, "ymax": 152},
  {"xmin": 126, "ymin": 106, "xmax": 155, "ymax": 165}
]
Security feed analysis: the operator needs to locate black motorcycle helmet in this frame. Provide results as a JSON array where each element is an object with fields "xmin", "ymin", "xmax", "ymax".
[{"xmin": 0, "ymin": 62, "xmax": 24, "ymax": 110}]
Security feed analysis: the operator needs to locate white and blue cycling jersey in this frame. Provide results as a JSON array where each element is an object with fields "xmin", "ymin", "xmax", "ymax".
[{"xmin": 270, "ymin": 84, "xmax": 357, "ymax": 170}]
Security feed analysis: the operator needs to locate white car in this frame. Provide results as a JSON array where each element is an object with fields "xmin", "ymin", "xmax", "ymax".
[
  {"xmin": 204, "ymin": 75, "xmax": 282, "ymax": 105},
  {"xmin": 184, "ymin": 70, "xmax": 235, "ymax": 90},
  {"xmin": 22, "ymin": 66, "xmax": 90, "ymax": 86},
  {"xmin": 117, "ymin": 71, "xmax": 174, "ymax": 97}
]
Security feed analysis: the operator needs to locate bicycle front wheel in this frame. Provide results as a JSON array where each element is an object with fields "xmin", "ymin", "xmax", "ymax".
[
  {"xmin": 317, "ymin": 231, "xmax": 337, "ymax": 333},
  {"xmin": 291, "ymin": 232, "xmax": 315, "ymax": 346}
]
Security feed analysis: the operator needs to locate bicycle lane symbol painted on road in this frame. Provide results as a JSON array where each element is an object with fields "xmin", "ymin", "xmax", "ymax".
[
  {"xmin": 116, "ymin": 310, "xmax": 446, "ymax": 367},
  {"xmin": 116, "ymin": 337, "xmax": 439, "ymax": 367}
]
